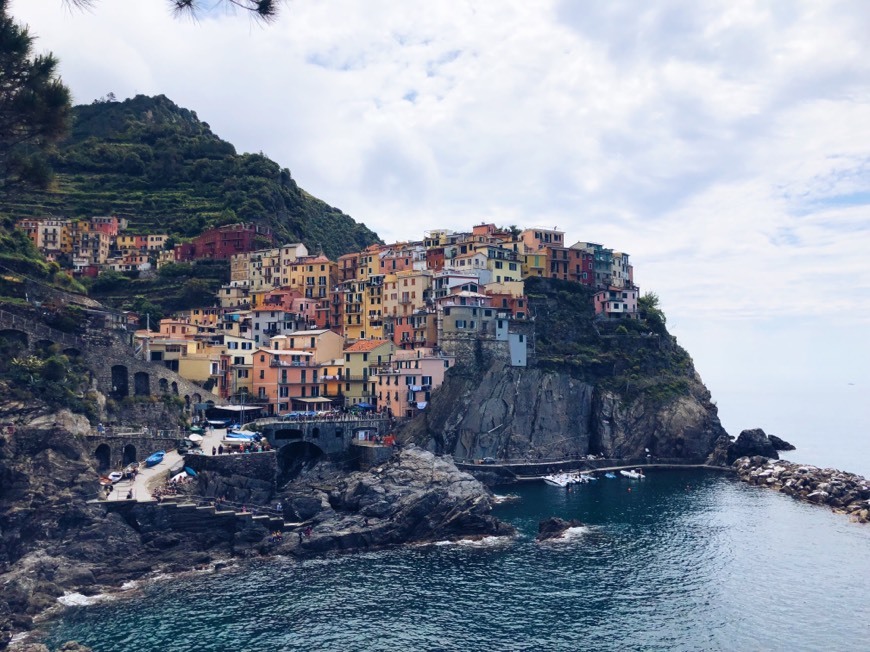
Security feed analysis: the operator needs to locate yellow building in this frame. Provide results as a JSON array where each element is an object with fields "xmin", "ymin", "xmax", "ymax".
[
  {"xmin": 360, "ymin": 274, "xmax": 385, "ymax": 340},
  {"xmin": 341, "ymin": 339, "xmax": 393, "ymax": 407},
  {"xmin": 342, "ymin": 280, "xmax": 365, "ymax": 340},
  {"xmin": 278, "ymin": 329, "xmax": 345, "ymax": 364},
  {"xmin": 319, "ymin": 358, "xmax": 346, "ymax": 404},
  {"xmin": 383, "ymin": 269, "xmax": 432, "ymax": 318},
  {"xmin": 522, "ymin": 251, "xmax": 547, "ymax": 278},
  {"xmin": 287, "ymin": 254, "xmax": 336, "ymax": 300}
]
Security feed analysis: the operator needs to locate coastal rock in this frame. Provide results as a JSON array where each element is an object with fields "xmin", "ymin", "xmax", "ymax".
[
  {"xmin": 287, "ymin": 446, "xmax": 515, "ymax": 555},
  {"xmin": 733, "ymin": 456, "xmax": 869, "ymax": 523},
  {"xmin": 401, "ymin": 360, "xmax": 727, "ymax": 464},
  {"xmin": 768, "ymin": 434, "xmax": 796, "ymax": 451},
  {"xmin": 727, "ymin": 429, "xmax": 779, "ymax": 464},
  {"xmin": 536, "ymin": 517, "xmax": 584, "ymax": 541}
]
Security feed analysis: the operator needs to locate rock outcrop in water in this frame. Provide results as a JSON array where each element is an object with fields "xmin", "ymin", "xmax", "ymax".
[
  {"xmin": 726, "ymin": 428, "xmax": 780, "ymax": 464},
  {"xmin": 767, "ymin": 434, "xmax": 796, "ymax": 451},
  {"xmin": 733, "ymin": 456, "xmax": 870, "ymax": 523},
  {"xmin": 276, "ymin": 446, "xmax": 515, "ymax": 556},
  {"xmin": 536, "ymin": 517, "xmax": 584, "ymax": 541}
]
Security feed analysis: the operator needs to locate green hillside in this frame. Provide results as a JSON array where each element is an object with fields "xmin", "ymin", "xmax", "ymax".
[{"xmin": 0, "ymin": 94, "xmax": 381, "ymax": 259}]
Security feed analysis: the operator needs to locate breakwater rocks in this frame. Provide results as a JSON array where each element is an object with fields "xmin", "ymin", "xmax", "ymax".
[{"xmin": 733, "ymin": 456, "xmax": 870, "ymax": 523}]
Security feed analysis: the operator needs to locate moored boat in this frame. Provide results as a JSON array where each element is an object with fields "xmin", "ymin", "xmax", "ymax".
[
  {"xmin": 620, "ymin": 469, "xmax": 645, "ymax": 479},
  {"xmin": 145, "ymin": 450, "xmax": 165, "ymax": 467}
]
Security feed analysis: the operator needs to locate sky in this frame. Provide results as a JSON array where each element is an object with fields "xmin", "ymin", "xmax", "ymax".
[{"xmin": 13, "ymin": 0, "xmax": 870, "ymax": 474}]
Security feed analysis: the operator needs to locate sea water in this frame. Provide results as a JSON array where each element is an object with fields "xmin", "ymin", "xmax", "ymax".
[{"xmin": 41, "ymin": 470, "xmax": 870, "ymax": 651}]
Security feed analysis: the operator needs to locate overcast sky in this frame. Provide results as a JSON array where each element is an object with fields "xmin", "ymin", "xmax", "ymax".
[{"xmin": 13, "ymin": 0, "xmax": 870, "ymax": 472}]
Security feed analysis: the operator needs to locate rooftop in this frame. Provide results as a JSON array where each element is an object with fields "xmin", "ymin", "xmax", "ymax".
[{"xmin": 344, "ymin": 339, "xmax": 391, "ymax": 353}]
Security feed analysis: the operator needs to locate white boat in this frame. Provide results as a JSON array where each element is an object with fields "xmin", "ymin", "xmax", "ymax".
[
  {"xmin": 543, "ymin": 472, "xmax": 587, "ymax": 487},
  {"xmin": 187, "ymin": 433, "xmax": 204, "ymax": 445},
  {"xmin": 543, "ymin": 474, "xmax": 569, "ymax": 487},
  {"xmin": 620, "ymin": 469, "xmax": 646, "ymax": 479}
]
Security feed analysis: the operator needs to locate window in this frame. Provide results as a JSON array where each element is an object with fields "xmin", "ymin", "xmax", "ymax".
[{"xmin": 259, "ymin": 370, "xmax": 264, "ymax": 379}]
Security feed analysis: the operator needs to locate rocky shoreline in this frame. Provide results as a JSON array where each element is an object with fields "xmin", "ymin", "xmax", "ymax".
[
  {"xmin": 733, "ymin": 456, "xmax": 870, "ymax": 523},
  {"xmin": 0, "ymin": 436, "xmax": 515, "ymax": 650}
]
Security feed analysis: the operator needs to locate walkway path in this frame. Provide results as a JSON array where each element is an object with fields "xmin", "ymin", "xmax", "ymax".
[{"xmin": 106, "ymin": 428, "xmax": 229, "ymax": 502}]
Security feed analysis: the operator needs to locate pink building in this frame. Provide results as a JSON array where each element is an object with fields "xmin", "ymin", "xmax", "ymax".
[
  {"xmin": 373, "ymin": 348, "xmax": 454, "ymax": 418},
  {"xmin": 593, "ymin": 287, "xmax": 639, "ymax": 319}
]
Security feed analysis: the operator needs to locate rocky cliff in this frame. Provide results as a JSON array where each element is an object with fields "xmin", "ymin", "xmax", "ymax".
[
  {"xmin": 401, "ymin": 359, "xmax": 725, "ymax": 463},
  {"xmin": 401, "ymin": 278, "xmax": 729, "ymax": 463}
]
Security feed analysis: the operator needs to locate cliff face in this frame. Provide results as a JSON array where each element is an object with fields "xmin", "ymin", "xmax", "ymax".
[
  {"xmin": 400, "ymin": 278, "xmax": 728, "ymax": 463},
  {"xmin": 400, "ymin": 361, "xmax": 725, "ymax": 462}
]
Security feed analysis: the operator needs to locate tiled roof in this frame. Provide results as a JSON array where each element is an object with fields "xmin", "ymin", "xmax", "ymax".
[{"xmin": 344, "ymin": 339, "xmax": 390, "ymax": 353}]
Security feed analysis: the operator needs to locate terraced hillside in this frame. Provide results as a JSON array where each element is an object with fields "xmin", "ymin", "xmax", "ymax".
[{"xmin": 1, "ymin": 94, "xmax": 381, "ymax": 259}]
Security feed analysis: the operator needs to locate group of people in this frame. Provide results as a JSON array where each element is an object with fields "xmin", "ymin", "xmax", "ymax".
[{"xmin": 212, "ymin": 442, "xmax": 271, "ymax": 456}]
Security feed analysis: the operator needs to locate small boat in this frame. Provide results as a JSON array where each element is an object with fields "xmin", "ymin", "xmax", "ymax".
[
  {"xmin": 188, "ymin": 433, "xmax": 204, "ymax": 445},
  {"xmin": 543, "ymin": 472, "xmax": 585, "ymax": 487},
  {"xmin": 604, "ymin": 472, "xmax": 617, "ymax": 479},
  {"xmin": 108, "ymin": 471, "xmax": 123, "ymax": 483},
  {"xmin": 145, "ymin": 451, "xmax": 165, "ymax": 467},
  {"xmin": 620, "ymin": 469, "xmax": 645, "ymax": 479},
  {"xmin": 184, "ymin": 466, "xmax": 197, "ymax": 477},
  {"xmin": 189, "ymin": 426, "xmax": 205, "ymax": 434},
  {"xmin": 226, "ymin": 431, "xmax": 257, "ymax": 440}
]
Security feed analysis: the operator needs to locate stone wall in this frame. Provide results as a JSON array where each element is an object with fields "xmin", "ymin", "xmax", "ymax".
[
  {"xmin": 352, "ymin": 442, "xmax": 395, "ymax": 470},
  {"xmin": 184, "ymin": 451, "xmax": 277, "ymax": 505},
  {"xmin": 254, "ymin": 417, "xmax": 392, "ymax": 458},
  {"xmin": 441, "ymin": 320, "xmax": 536, "ymax": 369},
  {"xmin": 104, "ymin": 500, "xmax": 283, "ymax": 545},
  {"xmin": 83, "ymin": 432, "xmax": 180, "ymax": 470},
  {"xmin": 184, "ymin": 450, "xmax": 277, "ymax": 482}
]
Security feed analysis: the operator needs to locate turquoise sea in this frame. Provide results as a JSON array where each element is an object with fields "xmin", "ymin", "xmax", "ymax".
[{"xmin": 42, "ymin": 469, "xmax": 870, "ymax": 651}]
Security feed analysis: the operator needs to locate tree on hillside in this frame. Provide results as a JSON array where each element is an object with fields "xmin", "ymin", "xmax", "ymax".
[
  {"xmin": 638, "ymin": 292, "xmax": 667, "ymax": 334},
  {"xmin": 0, "ymin": 0, "xmax": 71, "ymax": 197}
]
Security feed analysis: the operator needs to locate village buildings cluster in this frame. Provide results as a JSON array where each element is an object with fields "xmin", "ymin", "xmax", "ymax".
[{"xmin": 16, "ymin": 218, "xmax": 639, "ymax": 418}]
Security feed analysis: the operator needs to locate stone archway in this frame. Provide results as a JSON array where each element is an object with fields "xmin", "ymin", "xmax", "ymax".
[
  {"xmin": 192, "ymin": 393, "xmax": 202, "ymax": 404},
  {"xmin": 273, "ymin": 427, "xmax": 303, "ymax": 440},
  {"xmin": 94, "ymin": 443, "xmax": 111, "ymax": 471},
  {"xmin": 133, "ymin": 371, "xmax": 150, "ymax": 396},
  {"xmin": 171, "ymin": 381, "xmax": 178, "ymax": 395},
  {"xmin": 35, "ymin": 339, "xmax": 54, "ymax": 354},
  {"xmin": 158, "ymin": 378, "xmax": 169, "ymax": 393},
  {"xmin": 62, "ymin": 347, "xmax": 82, "ymax": 358},
  {"xmin": 277, "ymin": 441, "xmax": 324, "ymax": 484},
  {"xmin": 111, "ymin": 365, "xmax": 129, "ymax": 399},
  {"xmin": 122, "ymin": 444, "xmax": 137, "ymax": 466}
]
